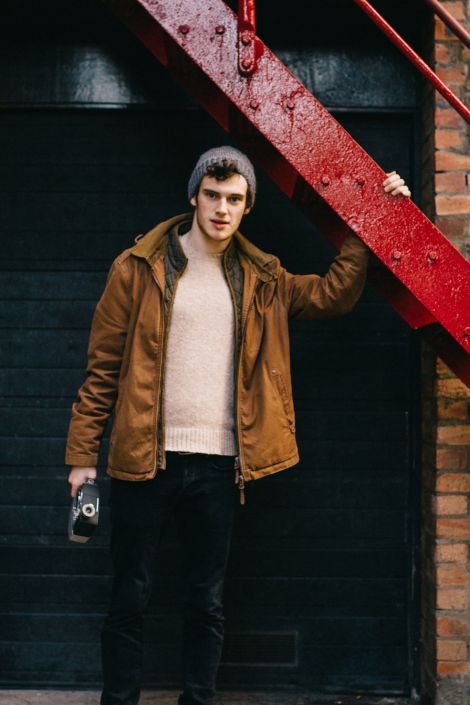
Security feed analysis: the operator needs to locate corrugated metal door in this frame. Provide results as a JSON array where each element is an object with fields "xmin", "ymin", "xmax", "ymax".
[{"xmin": 0, "ymin": 0, "xmax": 421, "ymax": 694}]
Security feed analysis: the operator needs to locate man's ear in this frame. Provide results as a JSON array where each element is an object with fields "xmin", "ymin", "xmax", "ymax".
[
  {"xmin": 244, "ymin": 206, "xmax": 251, "ymax": 215},
  {"xmin": 190, "ymin": 195, "xmax": 197, "ymax": 207}
]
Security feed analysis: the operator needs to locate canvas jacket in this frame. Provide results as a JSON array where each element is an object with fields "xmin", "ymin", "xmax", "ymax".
[{"xmin": 65, "ymin": 212, "xmax": 369, "ymax": 483}]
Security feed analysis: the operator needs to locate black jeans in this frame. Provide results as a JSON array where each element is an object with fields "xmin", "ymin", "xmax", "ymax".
[{"xmin": 100, "ymin": 451, "xmax": 238, "ymax": 705}]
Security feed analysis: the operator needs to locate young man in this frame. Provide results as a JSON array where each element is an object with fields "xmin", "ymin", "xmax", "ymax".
[{"xmin": 66, "ymin": 146, "xmax": 410, "ymax": 705}]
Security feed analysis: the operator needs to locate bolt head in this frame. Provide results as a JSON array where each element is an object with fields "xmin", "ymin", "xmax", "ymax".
[
  {"xmin": 241, "ymin": 58, "xmax": 253, "ymax": 70},
  {"xmin": 356, "ymin": 176, "xmax": 365, "ymax": 186},
  {"xmin": 215, "ymin": 24, "xmax": 225, "ymax": 34},
  {"xmin": 241, "ymin": 31, "xmax": 252, "ymax": 45},
  {"xmin": 286, "ymin": 99, "xmax": 295, "ymax": 110},
  {"xmin": 321, "ymin": 175, "xmax": 330, "ymax": 186},
  {"xmin": 392, "ymin": 250, "xmax": 402, "ymax": 261},
  {"xmin": 427, "ymin": 250, "xmax": 438, "ymax": 263},
  {"xmin": 179, "ymin": 24, "xmax": 190, "ymax": 34},
  {"xmin": 249, "ymin": 99, "xmax": 259, "ymax": 110}
]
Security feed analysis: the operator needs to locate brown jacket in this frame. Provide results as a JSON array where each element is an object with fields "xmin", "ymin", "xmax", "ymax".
[{"xmin": 65, "ymin": 213, "xmax": 369, "ymax": 483}]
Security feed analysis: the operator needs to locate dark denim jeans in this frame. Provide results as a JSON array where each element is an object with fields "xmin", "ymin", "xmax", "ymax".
[{"xmin": 100, "ymin": 451, "xmax": 238, "ymax": 705}]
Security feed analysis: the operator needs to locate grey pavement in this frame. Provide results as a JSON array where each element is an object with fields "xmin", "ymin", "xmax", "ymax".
[{"xmin": 0, "ymin": 692, "xmax": 411, "ymax": 705}]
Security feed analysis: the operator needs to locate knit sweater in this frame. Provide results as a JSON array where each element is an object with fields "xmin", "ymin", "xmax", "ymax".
[{"xmin": 162, "ymin": 233, "xmax": 237, "ymax": 456}]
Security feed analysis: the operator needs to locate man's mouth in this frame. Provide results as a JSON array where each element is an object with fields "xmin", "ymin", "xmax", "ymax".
[{"xmin": 211, "ymin": 219, "xmax": 230, "ymax": 230}]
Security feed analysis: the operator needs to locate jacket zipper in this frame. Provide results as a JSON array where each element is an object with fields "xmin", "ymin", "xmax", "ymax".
[
  {"xmin": 222, "ymin": 257, "xmax": 245, "ymax": 504},
  {"xmin": 235, "ymin": 456, "xmax": 245, "ymax": 505},
  {"xmin": 233, "ymin": 278, "xmax": 258, "ymax": 502}
]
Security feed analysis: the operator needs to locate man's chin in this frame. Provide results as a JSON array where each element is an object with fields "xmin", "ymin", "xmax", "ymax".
[{"xmin": 205, "ymin": 228, "xmax": 235, "ymax": 242}]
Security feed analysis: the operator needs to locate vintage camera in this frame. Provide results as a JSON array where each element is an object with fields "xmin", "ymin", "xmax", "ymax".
[{"xmin": 68, "ymin": 479, "xmax": 100, "ymax": 543}]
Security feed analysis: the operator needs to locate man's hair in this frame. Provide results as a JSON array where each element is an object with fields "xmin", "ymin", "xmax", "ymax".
[
  {"xmin": 198, "ymin": 159, "xmax": 253, "ymax": 209},
  {"xmin": 188, "ymin": 146, "xmax": 256, "ymax": 207}
]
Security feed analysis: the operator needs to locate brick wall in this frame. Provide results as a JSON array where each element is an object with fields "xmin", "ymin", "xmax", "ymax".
[
  {"xmin": 434, "ymin": 1, "xmax": 470, "ymax": 255},
  {"xmin": 421, "ymin": 2, "xmax": 470, "ymax": 703}
]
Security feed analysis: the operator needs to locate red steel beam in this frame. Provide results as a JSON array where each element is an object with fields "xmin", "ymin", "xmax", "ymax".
[
  {"xmin": 352, "ymin": 0, "xmax": 470, "ymax": 124},
  {"xmin": 102, "ymin": 0, "xmax": 470, "ymax": 386},
  {"xmin": 425, "ymin": 0, "xmax": 470, "ymax": 49},
  {"xmin": 237, "ymin": 0, "xmax": 260, "ymax": 76}
]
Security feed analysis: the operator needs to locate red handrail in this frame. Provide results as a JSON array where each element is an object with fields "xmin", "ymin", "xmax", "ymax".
[
  {"xmin": 425, "ymin": 0, "xmax": 470, "ymax": 49},
  {"xmin": 352, "ymin": 0, "xmax": 470, "ymax": 124}
]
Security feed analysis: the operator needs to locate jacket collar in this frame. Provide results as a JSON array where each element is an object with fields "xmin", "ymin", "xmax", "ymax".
[{"xmin": 129, "ymin": 212, "xmax": 279, "ymax": 282}]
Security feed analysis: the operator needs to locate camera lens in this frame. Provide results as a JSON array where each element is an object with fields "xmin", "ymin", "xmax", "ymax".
[{"xmin": 82, "ymin": 503, "xmax": 96, "ymax": 518}]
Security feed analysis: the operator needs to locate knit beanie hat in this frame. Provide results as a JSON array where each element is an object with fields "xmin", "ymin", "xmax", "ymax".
[{"xmin": 187, "ymin": 146, "xmax": 256, "ymax": 206}]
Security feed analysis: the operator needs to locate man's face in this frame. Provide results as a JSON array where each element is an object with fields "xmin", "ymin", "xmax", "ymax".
[{"xmin": 190, "ymin": 173, "xmax": 251, "ymax": 245}]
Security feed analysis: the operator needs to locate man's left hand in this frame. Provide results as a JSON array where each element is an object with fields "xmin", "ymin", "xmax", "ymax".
[{"xmin": 383, "ymin": 171, "xmax": 411, "ymax": 198}]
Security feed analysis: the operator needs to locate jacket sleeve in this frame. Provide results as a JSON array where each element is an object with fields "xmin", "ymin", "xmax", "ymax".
[
  {"xmin": 65, "ymin": 254, "xmax": 132, "ymax": 467},
  {"xmin": 280, "ymin": 232, "xmax": 370, "ymax": 320}
]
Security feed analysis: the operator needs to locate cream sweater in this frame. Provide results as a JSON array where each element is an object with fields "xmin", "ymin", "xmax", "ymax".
[{"xmin": 162, "ymin": 234, "xmax": 237, "ymax": 456}]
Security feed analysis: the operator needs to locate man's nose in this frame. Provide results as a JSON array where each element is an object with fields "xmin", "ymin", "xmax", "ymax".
[{"xmin": 216, "ymin": 198, "xmax": 228, "ymax": 214}]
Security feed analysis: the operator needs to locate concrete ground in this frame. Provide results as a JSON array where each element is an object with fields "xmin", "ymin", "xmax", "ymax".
[{"xmin": 0, "ymin": 692, "xmax": 412, "ymax": 705}]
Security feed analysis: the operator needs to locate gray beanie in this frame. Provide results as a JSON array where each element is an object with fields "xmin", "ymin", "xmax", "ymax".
[{"xmin": 187, "ymin": 145, "xmax": 256, "ymax": 206}]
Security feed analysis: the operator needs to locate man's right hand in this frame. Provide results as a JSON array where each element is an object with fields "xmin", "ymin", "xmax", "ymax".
[{"xmin": 68, "ymin": 467, "xmax": 97, "ymax": 498}]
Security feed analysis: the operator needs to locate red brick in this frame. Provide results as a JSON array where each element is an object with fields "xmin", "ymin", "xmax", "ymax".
[
  {"xmin": 438, "ymin": 398, "xmax": 469, "ymax": 420},
  {"xmin": 436, "ymin": 448, "xmax": 468, "ymax": 470},
  {"xmin": 437, "ymin": 588, "xmax": 467, "ymax": 609},
  {"xmin": 433, "ymin": 495, "xmax": 469, "ymax": 515},
  {"xmin": 435, "ymin": 16, "xmax": 460, "ymax": 40},
  {"xmin": 436, "ymin": 94, "xmax": 465, "ymax": 114},
  {"xmin": 435, "ymin": 129, "xmax": 466, "ymax": 149},
  {"xmin": 437, "ymin": 661, "xmax": 470, "ymax": 675},
  {"xmin": 437, "ymin": 616, "xmax": 470, "ymax": 636},
  {"xmin": 435, "ymin": 172, "xmax": 467, "ymax": 193},
  {"xmin": 436, "ymin": 195, "xmax": 470, "ymax": 215},
  {"xmin": 436, "ymin": 151, "xmax": 470, "ymax": 170},
  {"xmin": 436, "ymin": 565, "xmax": 469, "ymax": 585},
  {"xmin": 435, "ymin": 215, "xmax": 468, "ymax": 240},
  {"xmin": 435, "ymin": 543, "xmax": 468, "ymax": 563},
  {"xmin": 436, "ymin": 66, "xmax": 467, "ymax": 85},
  {"xmin": 440, "ymin": 1, "xmax": 466, "ymax": 20},
  {"xmin": 437, "ymin": 639, "xmax": 468, "ymax": 660},
  {"xmin": 437, "ymin": 473, "xmax": 470, "ymax": 491},
  {"xmin": 437, "ymin": 378, "xmax": 470, "ymax": 399},
  {"xmin": 437, "ymin": 358, "xmax": 454, "ymax": 377},
  {"xmin": 435, "ymin": 108, "xmax": 463, "ymax": 128},
  {"xmin": 437, "ymin": 518, "xmax": 470, "ymax": 539},
  {"xmin": 435, "ymin": 43, "xmax": 452, "ymax": 64},
  {"xmin": 436, "ymin": 64, "xmax": 466, "ymax": 86},
  {"xmin": 437, "ymin": 425, "xmax": 470, "ymax": 444}
]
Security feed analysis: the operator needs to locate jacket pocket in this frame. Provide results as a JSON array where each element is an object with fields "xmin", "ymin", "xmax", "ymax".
[{"xmin": 270, "ymin": 367, "xmax": 296, "ymax": 433}]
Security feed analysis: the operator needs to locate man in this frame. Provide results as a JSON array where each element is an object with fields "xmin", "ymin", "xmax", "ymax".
[{"xmin": 66, "ymin": 146, "xmax": 410, "ymax": 705}]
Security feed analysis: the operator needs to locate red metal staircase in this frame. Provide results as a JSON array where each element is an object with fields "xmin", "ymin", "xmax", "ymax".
[{"xmin": 103, "ymin": 0, "xmax": 470, "ymax": 386}]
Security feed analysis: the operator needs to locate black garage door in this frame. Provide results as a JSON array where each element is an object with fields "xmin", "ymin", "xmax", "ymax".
[{"xmin": 0, "ymin": 0, "xmax": 421, "ymax": 695}]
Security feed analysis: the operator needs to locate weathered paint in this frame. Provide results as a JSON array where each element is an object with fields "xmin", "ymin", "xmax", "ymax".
[{"xmin": 102, "ymin": 0, "xmax": 470, "ymax": 386}]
